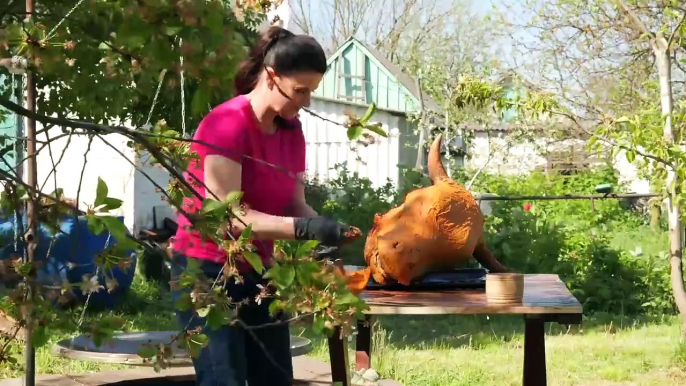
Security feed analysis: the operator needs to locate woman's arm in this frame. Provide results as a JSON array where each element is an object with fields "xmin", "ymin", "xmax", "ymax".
[
  {"xmin": 286, "ymin": 172, "xmax": 319, "ymax": 218},
  {"xmin": 204, "ymin": 154, "xmax": 296, "ymax": 240}
]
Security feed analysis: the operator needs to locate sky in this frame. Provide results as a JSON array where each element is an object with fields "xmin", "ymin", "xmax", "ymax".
[{"xmin": 279, "ymin": 0, "xmax": 538, "ymax": 70}]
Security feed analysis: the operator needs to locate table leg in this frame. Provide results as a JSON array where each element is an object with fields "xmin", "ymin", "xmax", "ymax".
[
  {"xmin": 523, "ymin": 315, "xmax": 547, "ymax": 386},
  {"xmin": 355, "ymin": 315, "xmax": 372, "ymax": 371},
  {"xmin": 328, "ymin": 326, "xmax": 350, "ymax": 386}
]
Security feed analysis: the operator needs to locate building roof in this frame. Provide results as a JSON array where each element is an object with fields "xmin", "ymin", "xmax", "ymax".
[
  {"xmin": 354, "ymin": 39, "xmax": 443, "ymax": 113},
  {"xmin": 322, "ymin": 36, "xmax": 444, "ymax": 115}
]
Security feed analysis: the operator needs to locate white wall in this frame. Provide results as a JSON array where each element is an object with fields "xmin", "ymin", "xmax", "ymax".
[
  {"xmin": 301, "ymin": 98, "xmax": 404, "ymax": 188},
  {"xmin": 465, "ymin": 131, "xmax": 556, "ymax": 175},
  {"xmin": 23, "ymin": 117, "xmax": 172, "ymax": 235},
  {"xmin": 464, "ymin": 131, "xmax": 651, "ymax": 194},
  {"xmin": 24, "ymin": 97, "xmax": 407, "ymax": 235},
  {"xmin": 23, "ymin": 96, "xmax": 407, "ymax": 236}
]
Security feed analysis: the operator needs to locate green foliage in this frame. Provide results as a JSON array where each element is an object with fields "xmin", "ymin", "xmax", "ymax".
[
  {"xmin": 302, "ymin": 163, "xmax": 403, "ymax": 264},
  {"xmin": 1, "ymin": 0, "xmax": 266, "ymax": 131},
  {"xmin": 454, "ymin": 165, "xmax": 646, "ymax": 230},
  {"xmin": 267, "ymin": 240, "xmax": 369, "ymax": 336},
  {"xmin": 308, "ymin": 162, "xmax": 674, "ymax": 315},
  {"xmin": 461, "ymin": 167, "xmax": 673, "ymax": 315},
  {"xmin": 0, "ymin": 0, "xmax": 391, "ymax": 374}
]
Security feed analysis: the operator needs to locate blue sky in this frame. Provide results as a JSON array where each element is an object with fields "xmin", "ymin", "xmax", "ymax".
[{"xmin": 289, "ymin": 0, "xmax": 538, "ymax": 70}]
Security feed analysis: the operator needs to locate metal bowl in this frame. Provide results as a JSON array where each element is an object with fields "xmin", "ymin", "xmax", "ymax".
[{"xmin": 52, "ymin": 331, "xmax": 313, "ymax": 367}]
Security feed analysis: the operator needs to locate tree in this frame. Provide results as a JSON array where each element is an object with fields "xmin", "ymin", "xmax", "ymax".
[
  {"xmin": 497, "ymin": 0, "xmax": 686, "ymax": 335},
  {"xmin": 0, "ymin": 2, "xmax": 558, "ymax": 384},
  {"xmin": 290, "ymin": 0, "xmax": 472, "ymax": 61},
  {"xmin": 0, "ymin": 1, "xmax": 380, "ymax": 383}
]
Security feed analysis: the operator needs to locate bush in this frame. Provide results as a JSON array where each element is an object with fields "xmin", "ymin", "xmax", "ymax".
[
  {"xmin": 303, "ymin": 164, "xmax": 400, "ymax": 264},
  {"xmin": 462, "ymin": 166, "xmax": 673, "ymax": 314},
  {"xmin": 304, "ymin": 162, "xmax": 673, "ymax": 315}
]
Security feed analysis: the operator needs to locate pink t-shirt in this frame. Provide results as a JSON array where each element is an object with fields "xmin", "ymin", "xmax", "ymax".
[{"xmin": 171, "ymin": 94, "xmax": 306, "ymax": 270}]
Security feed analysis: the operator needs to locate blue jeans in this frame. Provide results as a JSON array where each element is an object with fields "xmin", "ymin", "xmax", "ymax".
[{"xmin": 170, "ymin": 253, "xmax": 293, "ymax": 386}]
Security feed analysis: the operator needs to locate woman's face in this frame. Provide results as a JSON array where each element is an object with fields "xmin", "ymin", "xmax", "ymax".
[{"xmin": 267, "ymin": 70, "xmax": 323, "ymax": 119}]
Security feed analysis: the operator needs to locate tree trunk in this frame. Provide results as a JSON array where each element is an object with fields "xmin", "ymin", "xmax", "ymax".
[{"xmin": 654, "ymin": 38, "xmax": 686, "ymax": 337}]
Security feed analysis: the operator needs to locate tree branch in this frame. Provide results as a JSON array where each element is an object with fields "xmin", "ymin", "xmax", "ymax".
[
  {"xmin": 668, "ymin": 10, "xmax": 686, "ymax": 49},
  {"xmin": 616, "ymin": 0, "xmax": 654, "ymax": 38},
  {"xmin": 552, "ymin": 110, "xmax": 674, "ymax": 168}
]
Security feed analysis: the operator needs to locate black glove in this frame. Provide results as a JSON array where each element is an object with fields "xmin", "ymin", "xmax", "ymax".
[{"xmin": 293, "ymin": 216, "xmax": 349, "ymax": 246}]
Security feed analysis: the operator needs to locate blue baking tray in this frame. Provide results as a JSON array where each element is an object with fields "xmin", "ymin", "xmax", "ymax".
[{"xmin": 344, "ymin": 266, "xmax": 488, "ymax": 291}]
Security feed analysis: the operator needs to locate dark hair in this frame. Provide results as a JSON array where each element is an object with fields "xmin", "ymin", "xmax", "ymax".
[{"xmin": 234, "ymin": 26, "xmax": 327, "ymax": 128}]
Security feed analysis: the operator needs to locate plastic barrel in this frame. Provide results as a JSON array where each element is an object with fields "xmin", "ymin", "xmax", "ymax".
[{"xmin": 0, "ymin": 213, "xmax": 137, "ymax": 309}]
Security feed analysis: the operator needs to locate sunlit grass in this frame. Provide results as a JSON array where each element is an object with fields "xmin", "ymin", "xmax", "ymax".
[{"xmin": 2, "ymin": 275, "xmax": 686, "ymax": 385}]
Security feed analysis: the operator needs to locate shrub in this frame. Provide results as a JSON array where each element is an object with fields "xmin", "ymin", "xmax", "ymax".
[
  {"xmin": 304, "ymin": 162, "xmax": 673, "ymax": 315},
  {"xmin": 303, "ymin": 163, "xmax": 400, "ymax": 265},
  {"xmin": 464, "ymin": 166, "xmax": 672, "ymax": 315}
]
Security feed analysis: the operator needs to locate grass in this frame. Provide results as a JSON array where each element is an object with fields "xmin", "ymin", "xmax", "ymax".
[
  {"xmin": 0, "ymin": 225, "xmax": 683, "ymax": 384},
  {"xmin": 609, "ymin": 228, "xmax": 669, "ymax": 258},
  {"xmin": 2, "ymin": 274, "xmax": 686, "ymax": 385},
  {"xmin": 299, "ymin": 313, "xmax": 686, "ymax": 386}
]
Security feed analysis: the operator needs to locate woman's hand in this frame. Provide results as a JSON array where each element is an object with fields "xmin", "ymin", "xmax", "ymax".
[{"xmin": 293, "ymin": 216, "xmax": 350, "ymax": 246}]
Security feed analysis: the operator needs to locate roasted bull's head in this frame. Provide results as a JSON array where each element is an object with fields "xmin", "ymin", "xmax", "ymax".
[{"xmin": 342, "ymin": 134, "xmax": 508, "ymax": 293}]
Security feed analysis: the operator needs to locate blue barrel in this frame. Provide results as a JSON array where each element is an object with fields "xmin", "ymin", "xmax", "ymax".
[{"xmin": 0, "ymin": 213, "xmax": 137, "ymax": 309}]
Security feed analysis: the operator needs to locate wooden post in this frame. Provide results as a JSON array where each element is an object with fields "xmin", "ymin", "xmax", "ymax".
[
  {"xmin": 414, "ymin": 77, "xmax": 426, "ymax": 171},
  {"xmin": 24, "ymin": 0, "xmax": 39, "ymax": 384}
]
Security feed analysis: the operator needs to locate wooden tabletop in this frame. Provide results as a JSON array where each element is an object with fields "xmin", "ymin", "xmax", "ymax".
[{"xmin": 359, "ymin": 274, "xmax": 583, "ymax": 315}]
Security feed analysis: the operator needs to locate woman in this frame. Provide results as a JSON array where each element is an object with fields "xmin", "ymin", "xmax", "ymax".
[{"xmin": 170, "ymin": 26, "xmax": 351, "ymax": 386}]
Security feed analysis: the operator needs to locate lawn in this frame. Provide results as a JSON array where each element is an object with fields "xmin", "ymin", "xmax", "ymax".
[{"xmin": 2, "ymin": 274, "xmax": 686, "ymax": 386}]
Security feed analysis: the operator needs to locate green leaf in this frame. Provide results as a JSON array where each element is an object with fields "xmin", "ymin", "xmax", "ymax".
[
  {"xmin": 95, "ymin": 177, "xmax": 108, "ymax": 207},
  {"xmin": 243, "ymin": 251, "xmax": 264, "ymax": 274},
  {"xmin": 103, "ymin": 197, "xmax": 123, "ymax": 210},
  {"xmin": 264, "ymin": 264, "xmax": 296, "ymax": 289},
  {"xmin": 14, "ymin": 262, "xmax": 32, "ymax": 276},
  {"xmin": 191, "ymin": 82, "xmax": 212, "ymax": 118},
  {"xmin": 335, "ymin": 292, "xmax": 359, "ymax": 306},
  {"xmin": 196, "ymin": 307, "xmax": 211, "ymax": 318},
  {"xmin": 360, "ymin": 103, "xmax": 377, "ymax": 124},
  {"xmin": 225, "ymin": 191, "xmax": 243, "ymax": 204},
  {"xmin": 163, "ymin": 26, "xmax": 184, "ymax": 36},
  {"xmin": 87, "ymin": 216, "xmax": 105, "ymax": 235},
  {"xmin": 296, "ymin": 261, "xmax": 321, "ymax": 286},
  {"xmin": 30, "ymin": 325, "xmax": 50, "ymax": 348},
  {"xmin": 99, "ymin": 216, "xmax": 137, "ymax": 249},
  {"xmin": 239, "ymin": 224, "xmax": 253, "ymax": 241},
  {"xmin": 295, "ymin": 240, "xmax": 319, "ymax": 258},
  {"xmin": 200, "ymin": 199, "xmax": 228, "ymax": 216},
  {"xmin": 312, "ymin": 314, "xmax": 326, "ymax": 334},
  {"xmin": 347, "ymin": 125, "xmax": 363, "ymax": 140},
  {"xmin": 206, "ymin": 306, "xmax": 226, "ymax": 330},
  {"xmin": 364, "ymin": 123, "xmax": 388, "ymax": 138},
  {"xmin": 186, "ymin": 333, "xmax": 209, "ymax": 358},
  {"xmin": 268, "ymin": 299, "xmax": 284, "ymax": 315},
  {"xmin": 280, "ymin": 265, "xmax": 296, "ymax": 288},
  {"xmin": 185, "ymin": 257, "xmax": 201, "ymax": 275},
  {"xmin": 204, "ymin": 10, "xmax": 224, "ymax": 35},
  {"xmin": 626, "ymin": 150, "xmax": 636, "ymax": 163},
  {"xmin": 587, "ymin": 135, "xmax": 597, "ymax": 149},
  {"xmin": 137, "ymin": 344, "xmax": 157, "ymax": 359},
  {"xmin": 174, "ymin": 293, "xmax": 193, "ymax": 311}
]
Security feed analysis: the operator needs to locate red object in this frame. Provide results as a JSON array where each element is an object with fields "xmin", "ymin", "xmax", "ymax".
[{"xmin": 523, "ymin": 203, "xmax": 532, "ymax": 211}]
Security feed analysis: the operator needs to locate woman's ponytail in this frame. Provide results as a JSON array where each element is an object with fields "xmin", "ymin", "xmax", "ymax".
[{"xmin": 234, "ymin": 26, "xmax": 294, "ymax": 95}]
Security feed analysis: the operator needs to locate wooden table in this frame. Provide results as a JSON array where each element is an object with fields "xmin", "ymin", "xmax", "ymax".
[{"xmin": 327, "ymin": 274, "xmax": 583, "ymax": 386}]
